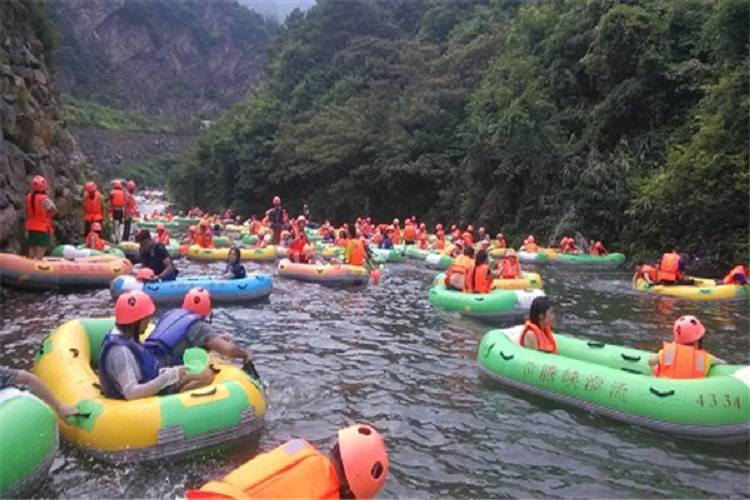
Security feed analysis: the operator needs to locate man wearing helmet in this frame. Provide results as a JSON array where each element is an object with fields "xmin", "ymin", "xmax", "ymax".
[
  {"xmin": 123, "ymin": 180, "xmax": 137, "ymax": 241},
  {"xmin": 82, "ymin": 181, "xmax": 103, "ymax": 237},
  {"xmin": 266, "ymin": 195, "xmax": 283, "ymax": 245},
  {"xmin": 144, "ymin": 288, "xmax": 252, "ymax": 368},
  {"xmin": 25, "ymin": 175, "xmax": 56, "ymax": 260},
  {"xmin": 188, "ymin": 424, "xmax": 388, "ymax": 499},
  {"xmin": 136, "ymin": 229, "xmax": 178, "ymax": 281},
  {"xmin": 108, "ymin": 180, "xmax": 127, "ymax": 243},
  {"xmin": 649, "ymin": 316, "xmax": 724, "ymax": 379}
]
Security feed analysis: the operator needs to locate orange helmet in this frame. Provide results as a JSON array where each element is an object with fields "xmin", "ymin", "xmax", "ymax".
[
  {"xmin": 183, "ymin": 287, "xmax": 212, "ymax": 317},
  {"xmin": 156, "ymin": 223, "xmax": 165, "ymax": 231},
  {"xmin": 84, "ymin": 181, "xmax": 97, "ymax": 193},
  {"xmin": 673, "ymin": 315, "xmax": 705, "ymax": 345},
  {"xmin": 115, "ymin": 291, "xmax": 155, "ymax": 325},
  {"xmin": 338, "ymin": 424, "xmax": 388, "ymax": 499},
  {"xmin": 126, "ymin": 180, "xmax": 136, "ymax": 191},
  {"xmin": 135, "ymin": 267, "xmax": 155, "ymax": 282},
  {"xmin": 31, "ymin": 175, "xmax": 47, "ymax": 193},
  {"xmin": 272, "ymin": 195, "xmax": 281, "ymax": 205},
  {"xmin": 91, "ymin": 222, "xmax": 102, "ymax": 232}
]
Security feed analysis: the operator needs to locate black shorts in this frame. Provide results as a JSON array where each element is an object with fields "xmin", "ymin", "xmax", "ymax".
[{"xmin": 112, "ymin": 209, "xmax": 124, "ymax": 222}]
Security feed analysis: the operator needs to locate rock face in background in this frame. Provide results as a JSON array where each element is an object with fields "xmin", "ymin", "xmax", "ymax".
[
  {"xmin": 49, "ymin": 0, "xmax": 276, "ymax": 121},
  {"xmin": 0, "ymin": 1, "xmax": 91, "ymax": 252}
]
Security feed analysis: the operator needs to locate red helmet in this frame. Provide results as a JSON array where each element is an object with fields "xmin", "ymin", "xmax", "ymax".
[
  {"xmin": 338, "ymin": 424, "xmax": 388, "ymax": 499},
  {"xmin": 189, "ymin": 225, "xmax": 197, "ymax": 234},
  {"xmin": 115, "ymin": 290, "xmax": 155, "ymax": 325},
  {"xmin": 183, "ymin": 287, "xmax": 212, "ymax": 317},
  {"xmin": 673, "ymin": 315, "xmax": 705, "ymax": 345},
  {"xmin": 112, "ymin": 180, "xmax": 122, "ymax": 190},
  {"xmin": 91, "ymin": 222, "xmax": 102, "ymax": 232},
  {"xmin": 135, "ymin": 267, "xmax": 155, "ymax": 282},
  {"xmin": 31, "ymin": 175, "xmax": 47, "ymax": 193},
  {"xmin": 84, "ymin": 181, "xmax": 97, "ymax": 193},
  {"xmin": 272, "ymin": 196, "xmax": 281, "ymax": 205},
  {"xmin": 126, "ymin": 180, "xmax": 136, "ymax": 191},
  {"xmin": 156, "ymin": 223, "xmax": 165, "ymax": 231}
]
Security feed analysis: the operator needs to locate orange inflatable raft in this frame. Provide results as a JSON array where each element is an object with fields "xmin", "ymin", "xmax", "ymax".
[
  {"xmin": 0, "ymin": 253, "xmax": 132, "ymax": 289},
  {"xmin": 277, "ymin": 258, "xmax": 369, "ymax": 286}
]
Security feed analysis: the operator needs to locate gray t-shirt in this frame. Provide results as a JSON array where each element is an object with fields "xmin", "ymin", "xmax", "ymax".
[
  {"xmin": 168, "ymin": 321, "xmax": 219, "ymax": 361},
  {"xmin": 0, "ymin": 366, "xmax": 18, "ymax": 389}
]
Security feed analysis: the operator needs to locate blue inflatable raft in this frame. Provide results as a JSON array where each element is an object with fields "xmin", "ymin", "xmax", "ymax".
[{"xmin": 111, "ymin": 273, "xmax": 273, "ymax": 304}]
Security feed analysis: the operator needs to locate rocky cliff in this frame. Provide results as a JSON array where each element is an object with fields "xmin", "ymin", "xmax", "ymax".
[
  {"xmin": 49, "ymin": 0, "xmax": 277, "ymax": 121},
  {"xmin": 0, "ymin": 1, "xmax": 90, "ymax": 252}
]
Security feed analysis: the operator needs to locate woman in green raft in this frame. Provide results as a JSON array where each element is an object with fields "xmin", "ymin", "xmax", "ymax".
[{"xmin": 479, "ymin": 297, "xmax": 748, "ymax": 443}]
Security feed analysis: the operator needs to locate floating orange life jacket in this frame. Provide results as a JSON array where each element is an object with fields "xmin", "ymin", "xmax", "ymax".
[
  {"xmin": 187, "ymin": 439, "xmax": 340, "ymax": 500},
  {"xmin": 520, "ymin": 320, "xmax": 558, "ymax": 354},
  {"xmin": 653, "ymin": 342, "xmax": 710, "ymax": 379},
  {"xmin": 499, "ymin": 259, "xmax": 521, "ymax": 279},
  {"xmin": 464, "ymin": 263, "xmax": 492, "ymax": 293},
  {"xmin": 25, "ymin": 192, "xmax": 53, "ymax": 233},
  {"xmin": 658, "ymin": 252, "xmax": 681, "ymax": 282},
  {"xmin": 83, "ymin": 191, "xmax": 103, "ymax": 223},
  {"xmin": 85, "ymin": 231, "xmax": 105, "ymax": 251},
  {"xmin": 723, "ymin": 265, "xmax": 748, "ymax": 285},
  {"xmin": 110, "ymin": 189, "xmax": 126, "ymax": 209}
]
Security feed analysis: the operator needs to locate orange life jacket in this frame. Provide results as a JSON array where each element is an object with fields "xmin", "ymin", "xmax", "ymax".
[
  {"xmin": 85, "ymin": 231, "xmax": 105, "ymax": 251},
  {"xmin": 195, "ymin": 231, "xmax": 214, "ymax": 249},
  {"xmin": 435, "ymin": 238, "xmax": 445, "ymax": 250},
  {"xmin": 444, "ymin": 255, "xmax": 472, "ymax": 287},
  {"xmin": 499, "ymin": 259, "xmax": 521, "ymax": 279},
  {"xmin": 590, "ymin": 241, "xmax": 607, "ymax": 256},
  {"xmin": 658, "ymin": 252, "xmax": 681, "ymax": 282},
  {"xmin": 463, "ymin": 232, "xmax": 474, "ymax": 247},
  {"xmin": 126, "ymin": 192, "xmax": 137, "ymax": 217},
  {"xmin": 525, "ymin": 243, "xmax": 539, "ymax": 253},
  {"xmin": 520, "ymin": 320, "xmax": 558, "ymax": 354},
  {"xmin": 653, "ymin": 342, "xmax": 710, "ymax": 379},
  {"xmin": 347, "ymin": 239, "xmax": 366, "ymax": 266},
  {"xmin": 187, "ymin": 439, "xmax": 340, "ymax": 500},
  {"xmin": 723, "ymin": 265, "xmax": 748, "ymax": 285},
  {"xmin": 83, "ymin": 191, "xmax": 103, "ymax": 223},
  {"xmin": 110, "ymin": 189, "xmax": 126, "ymax": 209},
  {"xmin": 25, "ymin": 192, "xmax": 53, "ymax": 233},
  {"xmin": 403, "ymin": 225, "xmax": 416, "ymax": 242},
  {"xmin": 156, "ymin": 230, "xmax": 170, "ymax": 245},
  {"xmin": 391, "ymin": 228, "xmax": 401, "ymax": 244},
  {"xmin": 637, "ymin": 264, "xmax": 657, "ymax": 282},
  {"xmin": 371, "ymin": 233, "xmax": 384, "ymax": 245},
  {"xmin": 464, "ymin": 263, "xmax": 492, "ymax": 293}
]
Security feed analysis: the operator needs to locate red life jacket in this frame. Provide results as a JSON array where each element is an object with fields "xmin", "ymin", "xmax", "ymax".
[
  {"xmin": 464, "ymin": 263, "xmax": 492, "ymax": 293},
  {"xmin": 83, "ymin": 191, "xmax": 103, "ymax": 223},
  {"xmin": 156, "ymin": 231, "xmax": 170, "ymax": 245},
  {"xmin": 25, "ymin": 192, "xmax": 53, "ymax": 233},
  {"xmin": 445, "ymin": 255, "xmax": 472, "ymax": 288},
  {"xmin": 520, "ymin": 320, "xmax": 558, "ymax": 354},
  {"xmin": 126, "ymin": 192, "xmax": 137, "ymax": 217},
  {"xmin": 195, "ymin": 231, "xmax": 214, "ymax": 248},
  {"xmin": 499, "ymin": 259, "xmax": 521, "ymax": 279},
  {"xmin": 653, "ymin": 342, "xmax": 710, "ymax": 379},
  {"xmin": 658, "ymin": 253, "xmax": 681, "ymax": 282},
  {"xmin": 85, "ymin": 231, "xmax": 105, "ymax": 251},
  {"xmin": 403, "ymin": 225, "xmax": 416, "ymax": 242},
  {"xmin": 637, "ymin": 265, "xmax": 657, "ymax": 282},
  {"xmin": 110, "ymin": 188, "xmax": 126, "ymax": 209},
  {"xmin": 723, "ymin": 265, "xmax": 748, "ymax": 285}
]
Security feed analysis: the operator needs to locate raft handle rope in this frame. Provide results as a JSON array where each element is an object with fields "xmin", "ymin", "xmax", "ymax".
[
  {"xmin": 620, "ymin": 353, "xmax": 641, "ymax": 362},
  {"xmin": 238, "ymin": 284, "xmax": 247, "ymax": 289},
  {"xmin": 209, "ymin": 364, "xmax": 221, "ymax": 374},
  {"xmin": 482, "ymin": 343, "xmax": 495, "ymax": 358},
  {"xmin": 498, "ymin": 351, "xmax": 514, "ymax": 361},
  {"xmin": 586, "ymin": 341, "xmax": 605, "ymax": 349},
  {"xmin": 649, "ymin": 387, "xmax": 676, "ymax": 398},
  {"xmin": 69, "ymin": 348, "xmax": 80, "ymax": 358},
  {"xmin": 92, "ymin": 382, "xmax": 103, "ymax": 394},
  {"xmin": 621, "ymin": 368, "xmax": 642, "ymax": 375},
  {"xmin": 190, "ymin": 387, "xmax": 217, "ymax": 398}
]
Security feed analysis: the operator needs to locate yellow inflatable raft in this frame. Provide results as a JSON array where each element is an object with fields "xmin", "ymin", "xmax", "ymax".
[
  {"xmin": 635, "ymin": 277, "xmax": 749, "ymax": 302},
  {"xmin": 492, "ymin": 271, "xmax": 544, "ymax": 290},
  {"xmin": 186, "ymin": 245, "xmax": 277, "ymax": 262},
  {"xmin": 33, "ymin": 318, "xmax": 266, "ymax": 462}
]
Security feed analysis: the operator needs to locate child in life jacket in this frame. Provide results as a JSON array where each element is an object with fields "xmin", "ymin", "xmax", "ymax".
[
  {"xmin": 649, "ymin": 316, "xmax": 723, "ymax": 379},
  {"xmin": 720, "ymin": 265, "xmax": 748, "ymax": 285},
  {"xmin": 187, "ymin": 424, "xmax": 388, "ymax": 500},
  {"xmin": 494, "ymin": 249, "xmax": 522, "ymax": 279},
  {"xmin": 222, "ymin": 247, "xmax": 246, "ymax": 280},
  {"xmin": 519, "ymin": 296, "xmax": 558, "ymax": 354},
  {"xmin": 464, "ymin": 250, "xmax": 492, "ymax": 294},
  {"xmin": 84, "ymin": 222, "xmax": 106, "ymax": 251},
  {"xmin": 632, "ymin": 262, "xmax": 658, "ymax": 287}
]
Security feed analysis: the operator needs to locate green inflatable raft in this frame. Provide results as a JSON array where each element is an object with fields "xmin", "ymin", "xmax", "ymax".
[
  {"xmin": 518, "ymin": 250, "xmax": 554, "ymax": 265},
  {"xmin": 478, "ymin": 325, "xmax": 750, "ymax": 444},
  {"xmin": 370, "ymin": 247, "xmax": 403, "ymax": 263},
  {"xmin": 425, "ymin": 253, "xmax": 453, "ymax": 270},
  {"xmin": 404, "ymin": 246, "xmax": 432, "ymax": 260},
  {"xmin": 0, "ymin": 388, "xmax": 59, "ymax": 497},
  {"xmin": 429, "ymin": 284, "xmax": 545, "ymax": 321},
  {"xmin": 136, "ymin": 220, "xmax": 180, "ymax": 231},
  {"xmin": 241, "ymin": 234, "xmax": 259, "ymax": 246},
  {"xmin": 552, "ymin": 252, "xmax": 626, "ymax": 268},
  {"xmin": 212, "ymin": 235, "xmax": 232, "ymax": 248},
  {"xmin": 50, "ymin": 244, "xmax": 126, "ymax": 259}
]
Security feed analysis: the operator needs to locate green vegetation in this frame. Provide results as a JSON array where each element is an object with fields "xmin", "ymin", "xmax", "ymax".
[
  {"xmin": 1, "ymin": 0, "xmax": 59, "ymax": 64},
  {"xmin": 106, "ymin": 153, "xmax": 180, "ymax": 190},
  {"xmin": 170, "ymin": 0, "xmax": 749, "ymax": 264},
  {"xmin": 63, "ymin": 96, "xmax": 179, "ymax": 133}
]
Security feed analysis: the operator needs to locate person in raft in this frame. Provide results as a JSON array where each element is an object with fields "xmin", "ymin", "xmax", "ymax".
[
  {"xmin": 143, "ymin": 287, "xmax": 253, "ymax": 368},
  {"xmin": 155, "ymin": 223, "xmax": 171, "ymax": 245},
  {"xmin": 288, "ymin": 216, "xmax": 310, "ymax": 263},
  {"xmin": 464, "ymin": 249, "xmax": 492, "ymax": 294},
  {"xmin": 444, "ymin": 245, "xmax": 475, "ymax": 291},
  {"xmin": 632, "ymin": 261, "xmax": 658, "ymax": 287},
  {"xmin": 344, "ymin": 225, "xmax": 366, "ymax": 267},
  {"xmin": 136, "ymin": 229, "xmax": 178, "ymax": 281},
  {"xmin": 649, "ymin": 316, "xmax": 724, "ymax": 378},
  {"xmin": 1, "ymin": 366, "xmax": 77, "ymax": 419},
  {"xmin": 82, "ymin": 181, "xmax": 103, "ymax": 237},
  {"xmin": 720, "ymin": 264, "xmax": 748, "ymax": 285},
  {"xmin": 222, "ymin": 247, "xmax": 247, "ymax": 280},
  {"xmin": 521, "ymin": 235, "xmax": 539, "ymax": 253},
  {"xmin": 98, "ymin": 291, "xmax": 213, "ymax": 400},
  {"xmin": 657, "ymin": 247, "xmax": 686, "ymax": 285},
  {"xmin": 520, "ymin": 296, "xmax": 558, "ymax": 354},
  {"xmin": 195, "ymin": 220, "xmax": 214, "ymax": 248},
  {"xmin": 494, "ymin": 233, "xmax": 507, "ymax": 250},
  {"xmin": 25, "ymin": 175, "xmax": 56, "ymax": 260},
  {"xmin": 84, "ymin": 222, "xmax": 106, "ymax": 251},
  {"xmin": 589, "ymin": 240, "xmax": 608, "ymax": 256},
  {"xmin": 187, "ymin": 424, "xmax": 388, "ymax": 500},
  {"xmin": 494, "ymin": 249, "xmax": 522, "ymax": 279}
]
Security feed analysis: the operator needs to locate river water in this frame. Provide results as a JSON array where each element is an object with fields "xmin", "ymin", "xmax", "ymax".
[{"xmin": 1, "ymin": 257, "xmax": 748, "ymax": 498}]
